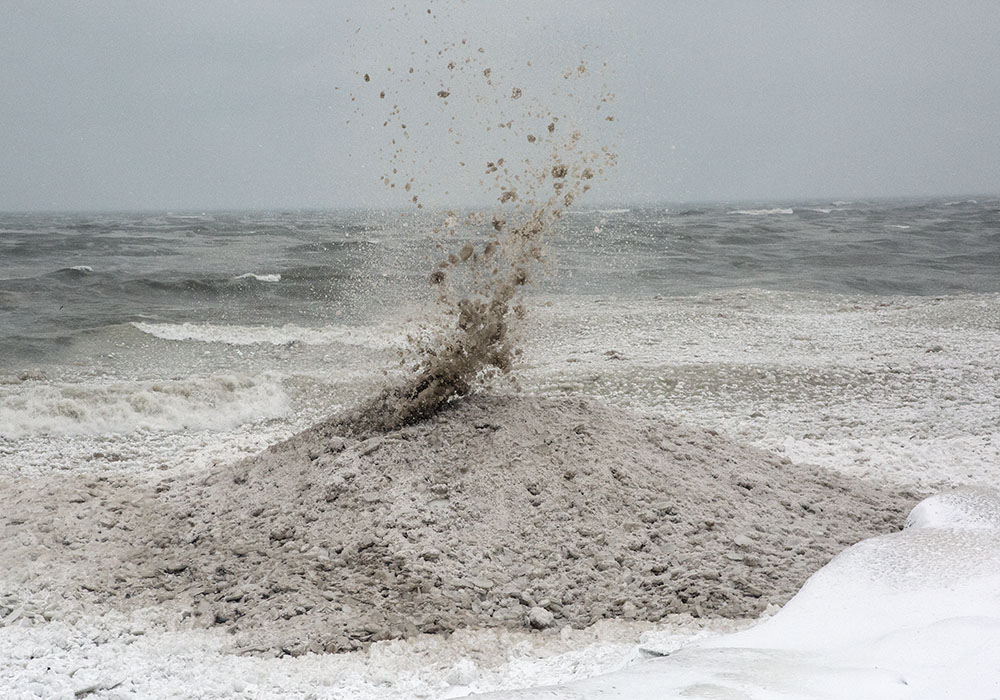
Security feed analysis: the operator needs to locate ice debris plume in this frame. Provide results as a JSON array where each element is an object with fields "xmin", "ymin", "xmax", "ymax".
[
  {"xmin": 344, "ymin": 165, "xmax": 605, "ymax": 434},
  {"xmin": 343, "ymin": 23, "xmax": 617, "ymax": 433}
]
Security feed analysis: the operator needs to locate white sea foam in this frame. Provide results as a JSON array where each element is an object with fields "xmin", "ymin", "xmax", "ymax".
[
  {"xmin": 886, "ymin": 224, "xmax": 911, "ymax": 229},
  {"xmin": 0, "ymin": 374, "xmax": 289, "ymax": 439},
  {"xmin": 234, "ymin": 272, "xmax": 281, "ymax": 283},
  {"xmin": 597, "ymin": 208, "xmax": 631, "ymax": 214},
  {"xmin": 728, "ymin": 207, "xmax": 794, "ymax": 216},
  {"xmin": 131, "ymin": 321, "xmax": 402, "ymax": 349},
  {"xmin": 68, "ymin": 265, "xmax": 93, "ymax": 272}
]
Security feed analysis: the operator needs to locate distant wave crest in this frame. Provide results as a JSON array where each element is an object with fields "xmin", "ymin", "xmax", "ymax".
[
  {"xmin": 234, "ymin": 272, "xmax": 281, "ymax": 283},
  {"xmin": 131, "ymin": 321, "xmax": 402, "ymax": 349},
  {"xmin": 728, "ymin": 208, "xmax": 794, "ymax": 216}
]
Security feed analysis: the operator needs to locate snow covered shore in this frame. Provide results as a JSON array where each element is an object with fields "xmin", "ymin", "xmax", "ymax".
[
  {"xmin": 482, "ymin": 488, "xmax": 1000, "ymax": 699},
  {"xmin": 0, "ymin": 394, "xmax": 934, "ymax": 698},
  {"xmin": 3, "ymin": 488, "xmax": 997, "ymax": 698}
]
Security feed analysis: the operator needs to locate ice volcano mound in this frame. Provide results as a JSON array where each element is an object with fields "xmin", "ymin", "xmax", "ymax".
[
  {"xmin": 0, "ymin": 395, "xmax": 921, "ymax": 658},
  {"xmin": 120, "ymin": 394, "xmax": 917, "ymax": 656}
]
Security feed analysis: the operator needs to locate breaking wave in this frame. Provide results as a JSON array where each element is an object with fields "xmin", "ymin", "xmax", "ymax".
[
  {"xmin": 0, "ymin": 374, "xmax": 289, "ymax": 439},
  {"xmin": 131, "ymin": 321, "xmax": 402, "ymax": 349},
  {"xmin": 234, "ymin": 272, "xmax": 281, "ymax": 283}
]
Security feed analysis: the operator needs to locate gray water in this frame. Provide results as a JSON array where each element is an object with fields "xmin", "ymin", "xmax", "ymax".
[{"xmin": 2, "ymin": 197, "xmax": 998, "ymax": 366}]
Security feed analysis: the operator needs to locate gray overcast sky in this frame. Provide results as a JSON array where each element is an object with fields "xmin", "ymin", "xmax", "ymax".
[{"xmin": 2, "ymin": 1, "xmax": 998, "ymax": 211}]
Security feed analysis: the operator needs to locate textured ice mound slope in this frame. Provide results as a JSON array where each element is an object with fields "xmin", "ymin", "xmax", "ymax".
[{"xmin": 484, "ymin": 487, "xmax": 1000, "ymax": 699}]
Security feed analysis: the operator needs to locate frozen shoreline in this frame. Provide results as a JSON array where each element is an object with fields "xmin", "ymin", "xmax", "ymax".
[
  {"xmin": 0, "ymin": 393, "xmax": 923, "ymax": 697},
  {"xmin": 1, "ymin": 289, "xmax": 997, "ymax": 697},
  {"xmin": 481, "ymin": 488, "xmax": 1000, "ymax": 699}
]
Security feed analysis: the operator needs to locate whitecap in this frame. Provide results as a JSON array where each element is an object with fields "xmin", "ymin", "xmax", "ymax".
[
  {"xmin": 728, "ymin": 208, "xmax": 794, "ymax": 216},
  {"xmin": 0, "ymin": 374, "xmax": 289, "ymax": 438},
  {"xmin": 131, "ymin": 321, "xmax": 402, "ymax": 349},
  {"xmin": 234, "ymin": 272, "xmax": 281, "ymax": 283}
]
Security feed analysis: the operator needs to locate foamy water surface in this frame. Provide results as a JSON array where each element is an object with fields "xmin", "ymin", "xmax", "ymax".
[{"xmin": 2, "ymin": 201, "xmax": 999, "ymax": 489}]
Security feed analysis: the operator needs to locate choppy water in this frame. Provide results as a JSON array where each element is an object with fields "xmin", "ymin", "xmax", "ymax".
[{"xmin": 1, "ymin": 198, "xmax": 998, "ymax": 488}]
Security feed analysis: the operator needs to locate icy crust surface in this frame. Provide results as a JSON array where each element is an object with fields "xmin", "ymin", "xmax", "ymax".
[
  {"xmin": 481, "ymin": 488, "xmax": 1000, "ymax": 699},
  {"xmin": 903, "ymin": 487, "xmax": 1000, "ymax": 530},
  {"xmin": 0, "ymin": 395, "xmax": 918, "ymax": 657}
]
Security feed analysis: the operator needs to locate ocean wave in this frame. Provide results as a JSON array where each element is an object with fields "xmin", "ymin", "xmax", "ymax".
[
  {"xmin": 597, "ymin": 208, "xmax": 631, "ymax": 214},
  {"xmin": 131, "ymin": 321, "xmax": 402, "ymax": 349},
  {"xmin": 51, "ymin": 266, "xmax": 97, "ymax": 278},
  {"xmin": 0, "ymin": 374, "xmax": 289, "ymax": 438},
  {"xmin": 234, "ymin": 272, "xmax": 281, "ymax": 283},
  {"xmin": 728, "ymin": 208, "xmax": 794, "ymax": 216},
  {"xmin": 123, "ymin": 272, "xmax": 295, "ymax": 298},
  {"xmin": 284, "ymin": 238, "xmax": 382, "ymax": 255}
]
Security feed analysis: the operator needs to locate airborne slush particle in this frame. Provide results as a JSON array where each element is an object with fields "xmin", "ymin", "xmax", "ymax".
[
  {"xmin": 437, "ymin": 90, "xmax": 450, "ymax": 98},
  {"xmin": 511, "ymin": 87, "xmax": 522, "ymax": 99},
  {"xmin": 547, "ymin": 122, "xmax": 555, "ymax": 132},
  {"xmin": 527, "ymin": 135, "xmax": 536, "ymax": 143},
  {"xmin": 364, "ymin": 73, "xmax": 370, "ymax": 82}
]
